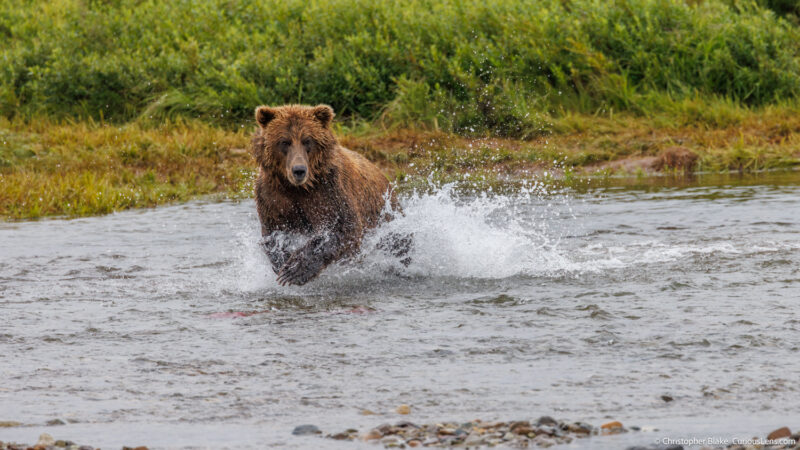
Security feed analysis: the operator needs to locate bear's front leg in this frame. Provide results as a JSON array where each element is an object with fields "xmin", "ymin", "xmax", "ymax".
[
  {"xmin": 276, "ymin": 232, "xmax": 342, "ymax": 286},
  {"xmin": 261, "ymin": 232, "xmax": 294, "ymax": 274}
]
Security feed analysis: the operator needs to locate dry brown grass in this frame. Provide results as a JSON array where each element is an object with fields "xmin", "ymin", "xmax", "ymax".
[{"xmin": 2, "ymin": 110, "xmax": 799, "ymax": 220}]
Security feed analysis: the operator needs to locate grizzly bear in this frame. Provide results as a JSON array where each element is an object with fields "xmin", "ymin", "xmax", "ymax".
[{"xmin": 251, "ymin": 104, "xmax": 405, "ymax": 285}]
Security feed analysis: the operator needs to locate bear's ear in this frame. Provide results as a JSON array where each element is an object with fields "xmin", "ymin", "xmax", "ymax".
[
  {"xmin": 312, "ymin": 104, "xmax": 335, "ymax": 127},
  {"xmin": 255, "ymin": 106, "xmax": 276, "ymax": 127}
]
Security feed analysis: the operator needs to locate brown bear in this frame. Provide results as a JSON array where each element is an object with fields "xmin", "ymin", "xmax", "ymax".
[{"xmin": 251, "ymin": 104, "xmax": 405, "ymax": 285}]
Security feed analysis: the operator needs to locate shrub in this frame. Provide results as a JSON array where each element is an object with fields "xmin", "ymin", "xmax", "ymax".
[{"xmin": 1, "ymin": 0, "xmax": 799, "ymax": 136}]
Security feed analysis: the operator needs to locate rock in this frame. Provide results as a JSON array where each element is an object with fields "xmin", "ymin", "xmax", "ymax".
[
  {"xmin": 396, "ymin": 404, "xmax": 411, "ymax": 415},
  {"xmin": 767, "ymin": 427, "xmax": 791, "ymax": 440},
  {"xmin": 601, "ymin": 421, "xmax": 624, "ymax": 430},
  {"xmin": 536, "ymin": 416, "xmax": 558, "ymax": 427},
  {"xmin": 439, "ymin": 427, "xmax": 456, "ymax": 435},
  {"xmin": 329, "ymin": 432, "xmax": 350, "ymax": 440},
  {"xmin": 509, "ymin": 421, "xmax": 531, "ymax": 432},
  {"xmin": 381, "ymin": 436, "xmax": 403, "ymax": 447},
  {"xmin": 360, "ymin": 409, "xmax": 376, "ymax": 415},
  {"xmin": 407, "ymin": 440, "xmax": 422, "ymax": 447},
  {"xmin": 362, "ymin": 429, "xmax": 383, "ymax": 441},
  {"xmin": 537, "ymin": 425, "xmax": 560, "ymax": 436},
  {"xmin": 395, "ymin": 421, "xmax": 419, "ymax": 429},
  {"xmin": 511, "ymin": 425, "xmax": 534, "ymax": 436},
  {"xmin": 36, "ymin": 434, "xmax": 55, "ymax": 447},
  {"xmin": 292, "ymin": 424, "xmax": 321, "ymax": 435},
  {"xmin": 660, "ymin": 395, "xmax": 674, "ymax": 403},
  {"xmin": 0, "ymin": 422, "xmax": 22, "ymax": 428},
  {"xmin": 641, "ymin": 426, "xmax": 658, "ymax": 432},
  {"xmin": 463, "ymin": 431, "xmax": 483, "ymax": 446},
  {"xmin": 534, "ymin": 435, "xmax": 556, "ymax": 448},
  {"xmin": 46, "ymin": 419, "xmax": 66, "ymax": 426},
  {"xmin": 568, "ymin": 422, "xmax": 593, "ymax": 434},
  {"xmin": 77, "ymin": 446, "xmax": 94, "ymax": 450}
]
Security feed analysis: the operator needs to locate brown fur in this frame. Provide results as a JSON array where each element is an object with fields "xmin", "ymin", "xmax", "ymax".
[{"xmin": 251, "ymin": 104, "xmax": 396, "ymax": 285}]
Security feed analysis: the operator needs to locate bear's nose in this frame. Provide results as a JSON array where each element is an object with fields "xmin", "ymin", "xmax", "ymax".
[{"xmin": 292, "ymin": 165, "xmax": 307, "ymax": 181}]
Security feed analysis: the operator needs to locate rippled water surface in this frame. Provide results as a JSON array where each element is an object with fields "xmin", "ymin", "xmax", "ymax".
[{"xmin": 1, "ymin": 173, "xmax": 799, "ymax": 449}]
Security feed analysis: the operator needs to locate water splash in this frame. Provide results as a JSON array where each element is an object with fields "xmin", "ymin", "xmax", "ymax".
[{"xmin": 225, "ymin": 181, "xmax": 580, "ymax": 294}]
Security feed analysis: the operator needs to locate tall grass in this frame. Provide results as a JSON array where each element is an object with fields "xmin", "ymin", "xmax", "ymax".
[{"xmin": 1, "ymin": 0, "xmax": 799, "ymax": 136}]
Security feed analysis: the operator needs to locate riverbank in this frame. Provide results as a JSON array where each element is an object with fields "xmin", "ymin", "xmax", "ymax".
[
  {"xmin": 1, "ymin": 109, "xmax": 799, "ymax": 220},
  {"xmin": 2, "ymin": 420, "xmax": 797, "ymax": 449}
]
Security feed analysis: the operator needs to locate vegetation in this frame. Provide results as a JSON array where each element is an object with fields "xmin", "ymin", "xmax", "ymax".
[
  {"xmin": 1, "ymin": 0, "xmax": 800, "ymax": 219},
  {"xmin": 3, "ymin": 0, "xmax": 800, "ymax": 134},
  {"xmin": 3, "ymin": 106, "xmax": 798, "ymax": 219},
  {"xmin": 0, "ymin": 118, "xmax": 255, "ymax": 219}
]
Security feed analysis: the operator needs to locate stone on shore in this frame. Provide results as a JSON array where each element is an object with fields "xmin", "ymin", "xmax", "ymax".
[
  {"xmin": 36, "ymin": 433, "xmax": 55, "ymax": 448},
  {"xmin": 767, "ymin": 426, "xmax": 791, "ymax": 440},
  {"xmin": 292, "ymin": 424, "xmax": 321, "ymax": 435}
]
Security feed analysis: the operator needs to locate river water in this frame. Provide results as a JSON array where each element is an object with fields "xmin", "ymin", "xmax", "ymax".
[{"xmin": 1, "ymin": 172, "xmax": 799, "ymax": 449}]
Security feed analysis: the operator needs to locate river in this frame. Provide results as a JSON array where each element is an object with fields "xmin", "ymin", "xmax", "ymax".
[{"xmin": 1, "ymin": 172, "xmax": 799, "ymax": 449}]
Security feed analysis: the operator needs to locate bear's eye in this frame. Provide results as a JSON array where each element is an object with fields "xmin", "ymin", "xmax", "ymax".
[
  {"xmin": 278, "ymin": 140, "xmax": 291, "ymax": 152},
  {"xmin": 301, "ymin": 138, "xmax": 312, "ymax": 148}
]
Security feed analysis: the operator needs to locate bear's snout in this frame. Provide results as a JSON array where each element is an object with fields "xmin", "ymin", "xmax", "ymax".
[{"xmin": 291, "ymin": 165, "xmax": 307, "ymax": 183}]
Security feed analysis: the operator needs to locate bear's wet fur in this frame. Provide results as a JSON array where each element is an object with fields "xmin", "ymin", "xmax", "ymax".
[{"xmin": 251, "ymin": 104, "xmax": 406, "ymax": 285}]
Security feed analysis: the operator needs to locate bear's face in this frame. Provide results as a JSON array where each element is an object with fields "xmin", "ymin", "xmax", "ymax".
[{"xmin": 253, "ymin": 104, "xmax": 336, "ymax": 188}]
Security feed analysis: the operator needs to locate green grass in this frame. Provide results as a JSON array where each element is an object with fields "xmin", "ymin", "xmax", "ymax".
[
  {"xmin": 2, "ymin": 0, "xmax": 800, "ymax": 136},
  {"xmin": 2, "ymin": 0, "xmax": 800, "ymax": 219}
]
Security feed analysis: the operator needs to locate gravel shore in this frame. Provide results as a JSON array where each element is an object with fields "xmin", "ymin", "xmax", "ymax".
[{"xmin": 306, "ymin": 418, "xmax": 800, "ymax": 449}]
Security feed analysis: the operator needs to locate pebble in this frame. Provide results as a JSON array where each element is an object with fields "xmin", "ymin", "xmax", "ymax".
[
  {"xmin": 767, "ymin": 427, "xmax": 791, "ymax": 440},
  {"xmin": 315, "ymin": 419, "xmax": 800, "ymax": 449},
  {"xmin": 601, "ymin": 420, "xmax": 626, "ymax": 434},
  {"xmin": 536, "ymin": 416, "xmax": 558, "ymax": 427},
  {"xmin": 292, "ymin": 424, "xmax": 321, "ymax": 435},
  {"xmin": 324, "ymin": 417, "xmax": 607, "ymax": 448},
  {"xmin": 36, "ymin": 433, "xmax": 55, "ymax": 447},
  {"xmin": 463, "ymin": 431, "xmax": 483, "ymax": 446},
  {"xmin": 0, "ymin": 443, "xmax": 96, "ymax": 450},
  {"xmin": 568, "ymin": 422, "xmax": 593, "ymax": 434},
  {"xmin": 601, "ymin": 420, "xmax": 623, "ymax": 429},
  {"xmin": 362, "ymin": 429, "xmax": 383, "ymax": 441},
  {"xmin": 395, "ymin": 404, "xmax": 411, "ymax": 415}
]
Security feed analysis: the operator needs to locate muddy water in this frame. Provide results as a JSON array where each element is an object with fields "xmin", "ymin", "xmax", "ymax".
[{"xmin": 1, "ymin": 173, "xmax": 799, "ymax": 449}]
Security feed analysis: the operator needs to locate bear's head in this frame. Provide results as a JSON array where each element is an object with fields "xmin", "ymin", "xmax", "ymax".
[{"xmin": 252, "ymin": 104, "xmax": 337, "ymax": 188}]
